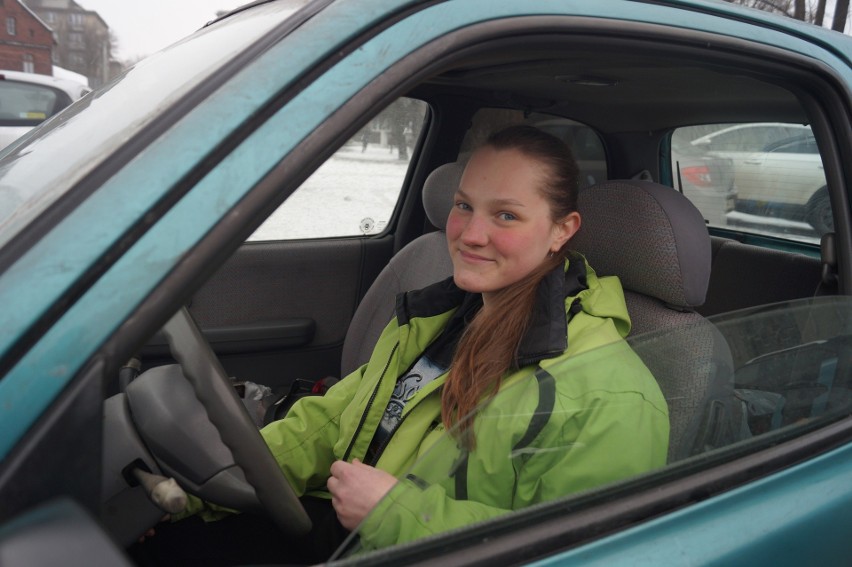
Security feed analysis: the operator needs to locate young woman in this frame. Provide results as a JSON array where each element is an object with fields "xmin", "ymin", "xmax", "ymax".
[{"xmin": 142, "ymin": 125, "xmax": 668, "ymax": 565}]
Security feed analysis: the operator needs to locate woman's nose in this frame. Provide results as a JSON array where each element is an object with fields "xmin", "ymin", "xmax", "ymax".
[{"xmin": 460, "ymin": 215, "xmax": 488, "ymax": 246}]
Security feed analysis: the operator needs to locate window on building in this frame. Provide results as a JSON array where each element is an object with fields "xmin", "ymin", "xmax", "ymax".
[
  {"xmin": 7, "ymin": 17, "xmax": 16, "ymax": 36},
  {"xmin": 68, "ymin": 13, "xmax": 84, "ymax": 29},
  {"xmin": 45, "ymin": 12, "xmax": 56, "ymax": 24},
  {"xmin": 69, "ymin": 32, "xmax": 85, "ymax": 48},
  {"xmin": 21, "ymin": 53, "xmax": 34, "ymax": 73}
]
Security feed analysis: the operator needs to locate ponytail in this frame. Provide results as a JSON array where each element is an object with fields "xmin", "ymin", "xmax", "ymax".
[{"xmin": 441, "ymin": 125, "xmax": 579, "ymax": 448}]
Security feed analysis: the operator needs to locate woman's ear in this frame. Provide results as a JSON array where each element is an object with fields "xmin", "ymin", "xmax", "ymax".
[{"xmin": 551, "ymin": 212, "xmax": 581, "ymax": 252}]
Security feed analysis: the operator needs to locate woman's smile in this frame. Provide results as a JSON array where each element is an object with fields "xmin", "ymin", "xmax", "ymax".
[{"xmin": 457, "ymin": 249, "xmax": 493, "ymax": 264}]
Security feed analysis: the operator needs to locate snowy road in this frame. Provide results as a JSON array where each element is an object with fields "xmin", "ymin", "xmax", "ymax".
[{"xmin": 249, "ymin": 143, "xmax": 411, "ymax": 241}]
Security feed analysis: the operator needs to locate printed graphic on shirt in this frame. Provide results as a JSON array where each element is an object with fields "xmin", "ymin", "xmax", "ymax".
[
  {"xmin": 382, "ymin": 355, "xmax": 446, "ymax": 432},
  {"xmin": 370, "ymin": 355, "xmax": 447, "ymax": 456}
]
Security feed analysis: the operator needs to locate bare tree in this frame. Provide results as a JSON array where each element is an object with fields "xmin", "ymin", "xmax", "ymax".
[
  {"xmin": 725, "ymin": 0, "xmax": 847, "ymax": 29},
  {"xmin": 833, "ymin": 0, "xmax": 850, "ymax": 31},
  {"xmin": 814, "ymin": 0, "xmax": 827, "ymax": 25}
]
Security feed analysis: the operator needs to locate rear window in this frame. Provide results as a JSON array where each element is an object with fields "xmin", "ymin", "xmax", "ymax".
[
  {"xmin": 0, "ymin": 80, "xmax": 69, "ymax": 126},
  {"xmin": 459, "ymin": 108, "xmax": 607, "ymax": 189},
  {"xmin": 671, "ymin": 123, "xmax": 828, "ymax": 244}
]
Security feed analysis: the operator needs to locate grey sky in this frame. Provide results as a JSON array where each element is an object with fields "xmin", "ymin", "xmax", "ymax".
[
  {"xmin": 77, "ymin": 0, "xmax": 249, "ymax": 60},
  {"xmin": 79, "ymin": 0, "xmax": 848, "ymax": 62}
]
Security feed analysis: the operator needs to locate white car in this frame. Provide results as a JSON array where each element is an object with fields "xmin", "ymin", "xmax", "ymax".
[
  {"xmin": 0, "ymin": 70, "xmax": 90, "ymax": 150},
  {"xmin": 691, "ymin": 123, "xmax": 829, "ymax": 236}
]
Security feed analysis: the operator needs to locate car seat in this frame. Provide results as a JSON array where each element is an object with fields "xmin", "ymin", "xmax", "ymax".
[
  {"xmin": 571, "ymin": 180, "xmax": 737, "ymax": 461},
  {"xmin": 340, "ymin": 162, "xmax": 462, "ymax": 376}
]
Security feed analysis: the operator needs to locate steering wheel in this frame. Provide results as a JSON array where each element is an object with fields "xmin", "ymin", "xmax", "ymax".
[{"xmin": 161, "ymin": 307, "xmax": 311, "ymax": 535}]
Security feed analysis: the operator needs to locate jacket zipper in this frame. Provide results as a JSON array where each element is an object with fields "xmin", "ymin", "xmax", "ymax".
[{"xmin": 341, "ymin": 342, "xmax": 399, "ymax": 462}]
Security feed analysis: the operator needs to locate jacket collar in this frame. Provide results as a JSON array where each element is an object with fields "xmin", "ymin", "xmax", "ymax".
[
  {"xmin": 516, "ymin": 251, "xmax": 588, "ymax": 366},
  {"xmin": 396, "ymin": 251, "xmax": 590, "ymax": 369}
]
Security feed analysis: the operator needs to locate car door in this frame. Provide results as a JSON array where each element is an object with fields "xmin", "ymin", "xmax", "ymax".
[{"xmin": 140, "ymin": 99, "xmax": 431, "ymax": 387}]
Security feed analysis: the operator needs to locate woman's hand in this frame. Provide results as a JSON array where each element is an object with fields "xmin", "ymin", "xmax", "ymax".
[{"xmin": 328, "ymin": 459, "xmax": 397, "ymax": 530}]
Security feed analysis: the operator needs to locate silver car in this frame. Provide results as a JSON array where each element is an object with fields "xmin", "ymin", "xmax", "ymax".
[{"xmin": 0, "ymin": 70, "xmax": 90, "ymax": 150}]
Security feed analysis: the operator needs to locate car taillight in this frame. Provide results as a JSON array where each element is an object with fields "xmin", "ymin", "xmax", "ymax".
[{"xmin": 681, "ymin": 165, "xmax": 712, "ymax": 187}]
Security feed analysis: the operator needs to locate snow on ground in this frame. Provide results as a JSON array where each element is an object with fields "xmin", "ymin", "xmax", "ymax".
[
  {"xmin": 248, "ymin": 142, "xmax": 411, "ymax": 241},
  {"xmin": 725, "ymin": 211, "xmax": 820, "ymax": 245}
]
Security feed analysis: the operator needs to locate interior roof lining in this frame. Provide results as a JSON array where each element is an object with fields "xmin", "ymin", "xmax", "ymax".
[{"xmin": 411, "ymin": 28, "xmax": 824, "ymax": 132}]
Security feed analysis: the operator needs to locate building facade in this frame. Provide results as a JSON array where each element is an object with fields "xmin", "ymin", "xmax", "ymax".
[
  {"xmin": 23, "ymin": 0, "xmax": 112, "ymax": 87},
  {"xmin": 0, "ymin": 0, "xmax": 53, "ymax": 75}
]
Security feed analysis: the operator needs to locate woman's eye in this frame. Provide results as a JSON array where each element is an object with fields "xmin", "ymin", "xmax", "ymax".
[
  {"xmin": 498, "ymin": 212, "xmax": 517, "ymax": 221},
  {"xmin": 455, "ymin": 202, "xmax": 471, "ymax": 211}
]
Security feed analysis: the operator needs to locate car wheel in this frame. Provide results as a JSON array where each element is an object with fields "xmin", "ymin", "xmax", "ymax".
[{"xmin": 805, "ymin": 186, "xmax": 833, "ymax": 236}]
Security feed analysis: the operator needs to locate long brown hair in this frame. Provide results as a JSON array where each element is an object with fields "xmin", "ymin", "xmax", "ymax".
[{"xmin": 441, "ymin": 125, "xmax": 580, "ymax": 448}]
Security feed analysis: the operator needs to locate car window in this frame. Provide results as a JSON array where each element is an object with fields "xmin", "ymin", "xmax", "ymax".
[
  {"xmin": 336, "ymin": 296, "xmax": 852, "ymax": 559},
  {"xmin": 0, "ymin": 1, "xmax": 307, "ymax": 251},
  {"xmin": 458, "ymin": 108, "xmax": 607, "ymax": 189},
  {"xmin": 690, "ymin": 123, "xmax": 809, "ymax": 152},
  {"xmin": 671, "ymin": 123, "xmax": 830, "ymax": 242},
  {"xmin": 247, "ymin": 98, "xmax": 429, "ymax": 240},
  {"xmin": 765, "ymin": 135, "xmax": 818, "ymax": 154},
  {"xmin": 0, "ymin": 80, "xmax": 68, "ymax": 126}
]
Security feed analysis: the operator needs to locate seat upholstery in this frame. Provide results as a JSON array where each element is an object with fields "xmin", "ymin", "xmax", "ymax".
[
  {"xmin": 340, "ymin": 162, "xmax": 462, "ymax": 376},
  {"xmin": 572, "ymin": 180, "xmax": 735, "ymax": 462}
]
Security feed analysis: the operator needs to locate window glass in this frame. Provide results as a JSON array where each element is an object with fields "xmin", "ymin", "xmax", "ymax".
[
  {"xmin": 248, "ymin": 98, "xmax": 428, "ymax": 241},
  {"xmin": 0, "ymin": 80, "xmax": 61, "ymax": 124},
  {"xmin": 68, "ymin": 13, "xmax": 84, "ymax": 28},
  {"xmin": 711, "ymin": 296, "xmax": 852, "ymax": 440},
  {"xmin": 0, "ymin": 1, "xmax": 308, "ymax": 250},
  {"xmin": 671, "ymin": 123, "xmax": 829, "ymax": 242},
  {"xmin": 459, "ymin": 108, "xmax": 607, "ymax": 189},
  {"xmin": 337, "ymin": 296, "xmax": 852, "ymax": 558}
]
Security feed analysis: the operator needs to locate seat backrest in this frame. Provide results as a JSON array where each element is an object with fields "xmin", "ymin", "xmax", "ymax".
[
  {"xmin": 340, "ymin": 163, "xmax": 462, "ymax": 376},
  {"xmin": 572, "ymin": 180, "xmax": 735, "ymax": 462}
]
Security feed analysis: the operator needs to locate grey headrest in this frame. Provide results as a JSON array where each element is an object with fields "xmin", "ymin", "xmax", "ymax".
[
  {"xmin": 571, "ymin": 180, "xmax": 711, "ymax": 308},
  {"xmin": 423, "ymin": 162, "xmax": 464, "ymax": 230}
]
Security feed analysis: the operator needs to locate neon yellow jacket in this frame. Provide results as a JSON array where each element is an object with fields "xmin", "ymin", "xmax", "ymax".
[{"xmin": 260, "ymin": 255, "xmax": 669, "ymax": 549}]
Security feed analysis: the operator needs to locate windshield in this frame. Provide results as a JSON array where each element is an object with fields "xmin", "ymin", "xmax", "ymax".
[
  {"xmin": 0, "ymin": 0, "xmax": 309, "ymax": 252},
  {"xmin": 336, "ymin": 296, "xmax": 852, "ymax": 559}
]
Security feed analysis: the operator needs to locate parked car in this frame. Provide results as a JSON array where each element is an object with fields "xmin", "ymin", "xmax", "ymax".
[
  {"xmin": 1, "ymin": 1, "xmax": 851, "ymax": 566},
  {"xmin": 671, "ymin": 139, "xmax": 737, "ymax": 226},
  {"xmin": 0, "ymin": 70, "xmax": 90, "ymax": 150},
  {"xmin": 690, "ymin": 122, "xmax": 830, "ymax": 238}
]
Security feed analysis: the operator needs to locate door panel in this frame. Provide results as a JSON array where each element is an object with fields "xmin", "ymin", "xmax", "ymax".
[{"xmin": 143, "ymin": 235, "xmax": 395, "ymax": 386}]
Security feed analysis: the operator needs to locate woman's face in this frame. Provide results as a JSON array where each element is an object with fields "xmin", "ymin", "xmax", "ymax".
[{"xmin": 446, "ymin": 146, "xmax": 580, "ymax": 303}]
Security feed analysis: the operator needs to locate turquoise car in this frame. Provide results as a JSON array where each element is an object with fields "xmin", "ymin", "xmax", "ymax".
[{"xmin": 1, "ymin": 1, "xmax": 851, "ymax": 565}]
